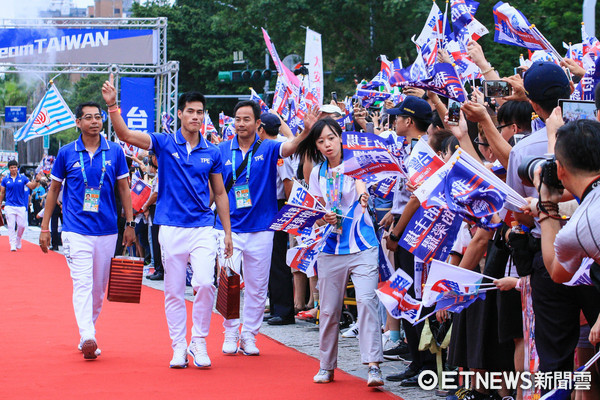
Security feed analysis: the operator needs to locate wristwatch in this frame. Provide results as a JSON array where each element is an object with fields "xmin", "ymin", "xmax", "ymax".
[
  {"xmin": 388, "ymin": 232, "xmax": 400, "ymax": 242},
  {"xmin": 125, "ymin": 221, "xmax": 137, "ymax": 229}
]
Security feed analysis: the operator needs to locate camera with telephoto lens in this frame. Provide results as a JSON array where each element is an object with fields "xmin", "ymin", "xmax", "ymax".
[{"xmin": 517, "ymin": 155, "xmax": 564, "ymax": 190}]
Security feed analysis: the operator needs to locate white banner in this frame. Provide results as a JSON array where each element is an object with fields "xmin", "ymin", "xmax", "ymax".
[{"xmin": 304, "ymin": 28, "xmax": 324, "ymax": 106}]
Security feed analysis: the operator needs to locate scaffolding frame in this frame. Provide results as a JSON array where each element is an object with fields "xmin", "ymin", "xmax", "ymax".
[{"xmin": 0, "ymin": 17, "xmax": 178, "ymax": 140}]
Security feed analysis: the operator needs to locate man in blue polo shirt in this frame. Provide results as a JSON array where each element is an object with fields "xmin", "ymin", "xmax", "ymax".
[
  {"xmin": 39, "ymin": 101, "xmax": 135, "ymax": 360},
  {"xmin": 102, "ymin": 75, "xmax": 233, "ymax": 369},
  {"xmin": 1, "ymin": 160, "xmax": 43, "ymax": 251},
  {"xmin": 217, "ymin": 100, "xmax": 310, "ymax": 356}
]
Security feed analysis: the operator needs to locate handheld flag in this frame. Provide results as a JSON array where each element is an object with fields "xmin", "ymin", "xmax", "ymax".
[
  {"xmin": 376, "ymin": 268, "xmax": 421, "ymax": 323},
  {"xmin": 131, "ymin": 179, "xmax": 152, "ymax": 213},
  {"xmin": 421, "ymin": 259, "xmax": 486, "ymax": 307},
  {"xmin": 14, "ymin": 83, "xmax": 76, "ymax": 142},
  {"xmin": 287, "ymin": 224, "xmax": 334, "ymax": 277},
  {"xmin": 249, "ymin": 88, "xmax": 270, "ymax": 114},
  {"xmin": 404, "ymin": 138, "xmax": 445, "ymax": 186},
  {"xmin": 395, "ymin": 62, "xmax": 467, "ymax": 102},
  {"xmin": 399, "ymin": 204, "xmax": 462, "ymax": 263},
  {"xmin": 493, "ymin": 1, "xmax": 561, "ymax": 60}
]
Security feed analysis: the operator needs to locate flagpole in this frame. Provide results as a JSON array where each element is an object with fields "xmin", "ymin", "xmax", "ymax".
[
  {"xmin": 284, "ymin": 202, "xmax": 353, "ymax": 219},
  {"xmin": 531, "ymin": 25, "xmax": 563, "ymax": 62},
  {"xmin": 441, "ymin": 0, "xmax": 449, "ymax": 50}
]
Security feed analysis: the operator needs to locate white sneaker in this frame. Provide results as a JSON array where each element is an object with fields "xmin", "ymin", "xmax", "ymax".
[
  {"xmin": 313, "ymin": 369, "xmax": 334, "ymax": 383},
  {"xmin": 222, "ymin": 331, "xmax": 239, "ymax": 355},
  {"xmin": 382, "ymin": 335, "xmax": 400, "ymax": 352},
  {"xmin": 78, "ymin": 338, "xmax": 101, "ymax": 358},
  {"xmin": 188, "ymin": 339, "xmax": 211, "ymax": 368},
  {"xmin": 239, "ymin": 333, "xmax": 259, "ymax": 356},
  {"xmin": 16, "ymin": 238, "xmax": 22, "ymax": 249},
  {"xmin": 341, "ymin": 321, "xmax": 359, "ymax": 338},
  {"xmin": 10, "ymin": 246, "xmax": 16, "ymax": 252},
  {"xmin": 79, "ymin": 337, "xmax": 98, "ymax": 360},
  {"xmin": 170, "ymin": 344, "xmax": 188, "ymax": 368}
]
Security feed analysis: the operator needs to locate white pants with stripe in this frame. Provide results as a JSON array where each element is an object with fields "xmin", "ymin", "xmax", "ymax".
[
  {"xmin": 160, "ymin": 225, "xmax": 218, "ymax": 349},
  {"xmin": 217, "ymin": 230, "xmax": 274, "ymax": 337},
  {"xmin": 5, "ymin": 205, "xmax": 27, "ymax": 250},
  {"xmin": 62, "ymin": 231, "xmax": 118, "ymax": 339},
  {"xmin": 317, "ymin": 246, "xmax": 383, "ymax": 370}
]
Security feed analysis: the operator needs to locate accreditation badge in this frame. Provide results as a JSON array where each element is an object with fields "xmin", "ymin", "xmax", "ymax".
[
  {"xmin": 233, "ymin": 182, "xmax": 252, "ymax": 209},
  {"xmin": 83, "ymin": 187, "xmax": 101, "ymax": 213}
]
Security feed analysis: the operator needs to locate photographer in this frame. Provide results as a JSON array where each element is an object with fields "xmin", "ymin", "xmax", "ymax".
[{"xmin": 526, "ymin": 120, "xmax": 600, "ymax": 346}]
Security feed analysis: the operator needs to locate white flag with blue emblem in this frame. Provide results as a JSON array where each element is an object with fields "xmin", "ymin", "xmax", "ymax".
[{"xmin": 13, "ymin": 83, "xmax": 76, "ymax": 142}]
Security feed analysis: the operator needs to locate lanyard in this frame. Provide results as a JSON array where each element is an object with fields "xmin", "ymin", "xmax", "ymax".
[
  {"xmin": 231, "ymin": 147, "xmax": 253, "ymax": 183},
  {"xmin": 323, "ymin": 160, "xmax": 344, "ymax": 214},
  {"xmin": 79, "ymin": 150, "xmax": 106, "ymax": 188}
]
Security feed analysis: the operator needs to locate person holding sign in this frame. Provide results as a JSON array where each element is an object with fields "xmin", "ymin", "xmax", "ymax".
[
  {"xmin": 102, "ymin": 76, "xmax": 233, "ymax": 370},
  {"xmin": 296, "ymin": 118, "xmax": 384, "ymax": 387},
  {"xmin": 39, "ymin": 102, "xmax": 136, "ymax": 360}
]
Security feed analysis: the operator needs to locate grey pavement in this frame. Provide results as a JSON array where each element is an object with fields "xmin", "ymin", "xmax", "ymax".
[{"xmin": 5, "ymin": 225, "xmax": 441, "ymax": 400}]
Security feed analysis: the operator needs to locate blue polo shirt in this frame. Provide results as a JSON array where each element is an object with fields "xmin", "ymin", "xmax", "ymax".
[
  {"xmin": 51, "ymin": 135, "xmax": 129, "ymax": 236},
  {"xmin": 149, "ymin": 129, "xmax": 222, "ymax": 228},
  {"xmin": 216, "ymin": 134, "xmax": 283, "ymax": 233},
  {"xmin": 1, "ymin": 173, "xmax": 30, "ymax": 207}
]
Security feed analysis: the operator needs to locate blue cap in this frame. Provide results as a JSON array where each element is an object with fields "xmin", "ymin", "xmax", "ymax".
[
  {"xmin": 387, "ymin": 95, "xmax": 433, "ymax": 122},
  {"xmin": 523, "ymin": 61, "xmax": 570, "ymax": 102},
  {"xmin": 259, "ymin": 113, "xmax": 281, "ymax": 135}
]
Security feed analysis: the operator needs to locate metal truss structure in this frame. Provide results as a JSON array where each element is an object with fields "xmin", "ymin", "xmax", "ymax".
[{"xmin": 0, "ymin": 18, "xmax": 179, "ymax": 138}]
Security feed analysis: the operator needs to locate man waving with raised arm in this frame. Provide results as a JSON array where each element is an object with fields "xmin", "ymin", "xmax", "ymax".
[{"xmin": 102, "ymin": 74, "xmax": 233, "ymax": 369}]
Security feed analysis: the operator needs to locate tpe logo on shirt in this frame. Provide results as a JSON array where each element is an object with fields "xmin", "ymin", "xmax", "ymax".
[
  {"xmin": 200, "ymin": 158, "xmax": 211, "ymax": 164},
  {"xmin": 254, "ymin": 154, "xmax": 264, "ymax": 162}
]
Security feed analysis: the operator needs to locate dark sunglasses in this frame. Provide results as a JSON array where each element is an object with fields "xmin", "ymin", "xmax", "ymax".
[{"xmin": 473, "ymin": 139, "xmax": 490, "ymax": 147}]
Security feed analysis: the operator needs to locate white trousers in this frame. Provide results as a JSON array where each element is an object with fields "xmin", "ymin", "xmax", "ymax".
[
  {"xmin": 218, "ymin": 230, "xmax": 274, "ymax": 337},
  {"xmin": 62, "ymin": 231, "xmax": 118, "ymax": 339},
  {"xmin": 5, "ymin": 205, "xmax": 27, "ymax": 249},
  {"xmin": 160, "ymin": 225, "xmax": 218, "ymax": 349},
  {"xmin": 317, "ymin": 247, "xmax": 383, "ymax": 370}
]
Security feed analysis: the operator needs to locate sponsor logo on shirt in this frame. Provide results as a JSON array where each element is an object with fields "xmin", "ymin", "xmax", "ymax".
[
  {"xmin": 171, "ymin": 152, "xmax": 180, "ymax": 159},
  {"xmin": 225, "ymin": 159, "xmax": 232, "ymax": 166},
  {"xmin": 72, "ymin": 161, "xmax": 81, "ymax": 168}
]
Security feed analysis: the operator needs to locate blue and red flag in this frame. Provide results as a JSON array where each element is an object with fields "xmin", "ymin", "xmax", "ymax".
[
  {"xmin": 250, "ymin": 88, "xmax": 270, "ymax": 114},
  {"xmin": 493, "ymin": 2, "xmax": 550, "ymax": 51},
  {"xmin": 395, "ymin": 62, "xmax": 467, "ymax": 102},
  {"xmin": 399, "ymin": 203, "xmax": 462, "ymax": 263},
  {"xmin": 131, "ymin": 179, "xmax": 151, "ymax": 213},
  {"xmin": 376, "ymin": 268, "xmax": 420, "ymax": 323}
]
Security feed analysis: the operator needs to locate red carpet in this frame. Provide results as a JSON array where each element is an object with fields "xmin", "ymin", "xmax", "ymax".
[{"xmin": 0, "ymin": 237, "xmax": 400, "ymax": 400}]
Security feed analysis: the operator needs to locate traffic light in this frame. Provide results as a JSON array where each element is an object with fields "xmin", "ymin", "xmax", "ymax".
[{"xmin": 218, "ymin": 69, "xmax": 275, "ymax": 83}]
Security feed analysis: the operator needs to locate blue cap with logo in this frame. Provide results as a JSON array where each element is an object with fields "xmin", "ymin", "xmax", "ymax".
[{"xmin": 387, "ymin": 95, "xmax": 433, "ymax": 122}]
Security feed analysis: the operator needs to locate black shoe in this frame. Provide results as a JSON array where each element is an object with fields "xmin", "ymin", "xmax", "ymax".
[
  {"xmin": 400, "ymin": 373, "xmax": 421, "ymax": 387},
  {"xmin": 386, "ymin": 365, "xmax": 420, "ymax": 382},
  {"xmin": 267, "ymin": 316, "xmax": 295, "ymax": 325},
  {"xmin": 263, "ymin": 314, "xmax": 276, "ymax": 321},
  {"xmin": 383, "ymin": 341, "xmax": 410, "ymax": 361},
  {"xmin": 146, "ymin": 272, "xmax": 164, "ymax": 281}
]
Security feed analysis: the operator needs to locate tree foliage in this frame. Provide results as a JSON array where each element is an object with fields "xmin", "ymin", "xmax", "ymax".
[{"xmin": 131, "ymin": 1, "xmax": 598, "ymax": 112}]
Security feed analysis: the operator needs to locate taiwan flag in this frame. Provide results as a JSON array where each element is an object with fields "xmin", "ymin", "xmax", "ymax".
[{"xmin": 131, "ymin": 180, "xmax": 151, "ymax": 213}]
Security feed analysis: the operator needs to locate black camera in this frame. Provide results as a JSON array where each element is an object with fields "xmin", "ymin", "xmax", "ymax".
[{"xmin": 517, "ymin": 155, "xmax": 563, "ymax": 189}]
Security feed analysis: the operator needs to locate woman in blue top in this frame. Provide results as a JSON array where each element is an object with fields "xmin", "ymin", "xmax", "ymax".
[{"xmin": 296, "ymin": 118, "xmax": 384, "ymax": 387}]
